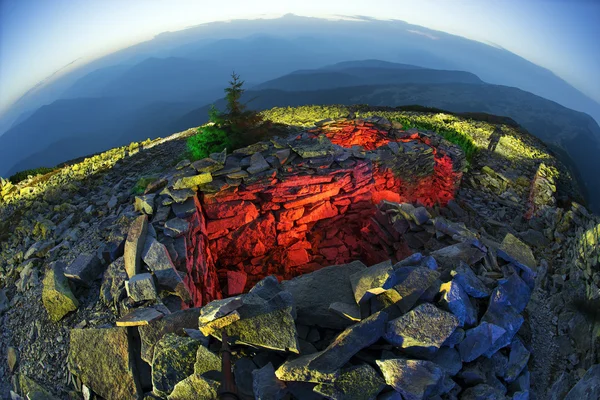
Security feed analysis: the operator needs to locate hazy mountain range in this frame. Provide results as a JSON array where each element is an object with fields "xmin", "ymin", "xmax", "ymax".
[{"xmin": 1, "ymin": 14, "xmax": 599, "ymax": 211}]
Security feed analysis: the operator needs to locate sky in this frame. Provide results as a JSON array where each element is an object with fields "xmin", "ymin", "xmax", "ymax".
[{"xmin": 1, "ymin": 0, "xmax": 599, "ymax": 114}]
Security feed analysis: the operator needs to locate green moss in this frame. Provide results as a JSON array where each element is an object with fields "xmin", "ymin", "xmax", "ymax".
[
  {"xmin": 186, "ymin": 125, "xmax": 232, "ymax": 161},
  {"xmin": 42, "ymin": 265, "xmax": 79, "ymax": 322}
]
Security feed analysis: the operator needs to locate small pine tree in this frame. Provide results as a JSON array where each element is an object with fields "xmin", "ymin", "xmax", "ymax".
[{"xmin": 187, "ymin": 72, "xmax": 269, "ymax": 160}]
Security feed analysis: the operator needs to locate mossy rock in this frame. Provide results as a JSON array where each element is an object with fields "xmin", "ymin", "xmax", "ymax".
[
  {"xmin": 152, "ymin": 334, "xmax": 202, "ymax": 397},
  {"xmin": 19, "ymin": 374, "xmax": 58, "ymax": 399},
  {"xmin": 42, "ymin": 262, "xmax": 79, "ymax": 322}
]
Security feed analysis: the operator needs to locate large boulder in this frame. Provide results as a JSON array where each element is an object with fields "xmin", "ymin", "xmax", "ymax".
[
  {"xmin": 282, "ymin": 261, "xmax": 367, "ymax": 329},
  {"xmin": 68, "ymin": 327, "xmax": 141, "ymax": 400},
  {"xmin": 42, "ymin": 262, "xmax": 79, "ymax": 322}
]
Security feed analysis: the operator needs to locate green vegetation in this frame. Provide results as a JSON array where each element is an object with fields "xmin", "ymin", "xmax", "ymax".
[
  {"xmin": 131, "ymin": 176, "xmax": 159, "ymax": 195},
  {"xmin": 9, "ymin": 167, "xmax": 56, "ymax": 184},
  {"xmin": 377, "ymin": 114, "xmax": 478, "ymax": 160},
  {"xmin": 187, "ymin": 73, "xmax": 269, "ymax": 160}
]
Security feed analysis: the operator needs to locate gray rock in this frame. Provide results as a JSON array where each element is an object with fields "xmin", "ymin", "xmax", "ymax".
[
  {"xmin": 235, "ymin": 357, "xmax": 258, "ymax": 397},
  {"xmin": 439, "ymin": 280, "xmax": 477, "ymax": 327},
  {"xmin": 329, "ymin": 302, "xmax": 361, "ymax": 322},
  {"xmin": 100, "ymin": 257, "xmax": 127, "ymax": 307},
  {"xmin": 194, "ymin": 344, "xmax": 221, "ymax": 378},
  {"xmin": 0, "ymin": 288, "xmax": 8, "ymax": 315},
  {"xmin": 172, "ymin": 197, "xmax": 197, "ymax": 219},
  {"xmin": 450, "ymin": 262, "xmax": 490, "ymax": 298},
  {"xmin": 432, "ymin": 347, "xmax": 462, "ymax": 376},
  {"xmin": 69, "ymin": 327, "xmax": 141, "ymax": 399},
  {"xmin": 349, "ymin": 260, "xmax": 395, "ymax": 304},
  {"xmin": 64, "ymin": 253, "xmax": 103, "ymax": 286},
  {"xmin": 253, "ymin": 362, "xmax": 287, "ymax": 400},
  {"xmin": 167, "ymin": 375, "xmax": 219, "ymax": 400},
  {"xmin": 494, "ymin": 272, "xmax": 531, "ymax": 313},
  {"xmin": 497, "ymin": 233, "xmax": 536, "ymax": 273},
  {"xmin": 124, "ymin": 215, "xmax": 148, "ymax": 278},
  {"xmin": 282, "ymin": 261, "xmax": 367, "ymax": 329},
  {"xmin": 198, "ymin": 296, "xmax": 244, "ymax": 324},
  {"xmin": 431, "ymin": 243, "xmax": 486, "ymax": 271},
  {"xmin": 385, "ymin": 303, "xmax": 459, "ymax": 358},
  {"xmin": 247, "ymin": 152, "xmax": 270, "ymax": 174},
  {"xmin": 248, "ymin": 275, "xmax": 283, "ymax": 300},
  {"xmin": 42, "ymin": 262, "xmax": 79, "ymax": 322},
  {"xmin": 191, "ymin": 157, "xmax": 223, "ymax": 173},
  {"xmin": 152, "ymin": 334, "xmax": 201, "ymax": 397},
  {"xmin": 126, "ymin": 273, "xmax": 157, "ymax": 302},
  {"xmin": 221, "ymin": 306, "xmax": 299, "ymax": 353},
  {"xmin": 376, "ymin": 358, "xmax": 445, "ymax": 400},
  {"xmin": 391, "ymin": 266, "xmax": 440, "ymax": 313},
  {"xmin": 135, "ymin": 194, "xmax": 156, "ymax": 215},
  {"xmin": 275, "ymin": 312, "xmax": 387, "ymax": 382},
  {"xmin": 481, "ymin": 290, "xmax": 524, "ymax": 356},
  {"xmin": 443, "ymin": 328, "xmax": 465, "ymax": 348},
  {"xmin": 505, "ymin": 338, "xmax": 531, "ymax": 383},
  {"xmin": 142, "ymin": 237, "xmax": 191, "ymax": 302},
  {"xmin": 313, "ymin": 364, "xmax": 386, "ymax": 400},
  {"xmin": 458, "ymin": 322, "xmax": 506, "ymax": 362},
  {"xmin": 164, "ymin": 218, "xmax": 190, "ymax": 238},
  {"xmin": 460, "ymin": 384, "xmax": 506, "ymax": 400},
  {"xmin": 116, "ymin": 306, "xmax": 165, "ymax": 326},
  {"xmin": 24, "ymin": 240, "xmax": 54, "ymax": 260},
  {"xmin": 173, "ymin": 173, "xmax": 213, "ymax": 190},
  {"xmin": 138, "ymin": 308, "xmax": 202, "ymax": 364}
]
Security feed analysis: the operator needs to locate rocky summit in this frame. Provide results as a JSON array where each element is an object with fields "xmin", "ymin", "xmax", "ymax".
[{"xmin": 1, "ymin": 108, "xmax": 600, "ymax": 399}]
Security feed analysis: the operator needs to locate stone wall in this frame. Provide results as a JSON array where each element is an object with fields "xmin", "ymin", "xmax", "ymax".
[{"xmin": 180, "ymin": 118, "xmax": 465, "ymax": 304}]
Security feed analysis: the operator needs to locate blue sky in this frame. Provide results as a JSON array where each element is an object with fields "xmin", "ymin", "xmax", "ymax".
[{"xmin": 1, "ymin": 0, "xmax": 599, "ymax": 114}]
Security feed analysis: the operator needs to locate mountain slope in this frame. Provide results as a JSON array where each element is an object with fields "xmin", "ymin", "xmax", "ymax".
[{"xmin": 254, "ymin": 62, "xmax": 484, "ymax": 91}]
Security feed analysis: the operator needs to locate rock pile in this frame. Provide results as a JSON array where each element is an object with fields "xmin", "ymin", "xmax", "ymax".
[
  {"xmin": 64, "ymin": 200, "xmax": 537, "ymax": 399},
  {"xmin": 123, "ymin": 117, "xmax": 465, "ymax": 306}
]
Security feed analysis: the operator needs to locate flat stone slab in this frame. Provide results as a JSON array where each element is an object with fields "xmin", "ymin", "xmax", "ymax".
[
  {"xmin": 498, "ymin": 233, "xmax": 536, "ymax": 272},
  {"xmin": 376, "ymin": 358, "xmax": 445, "ymax": 400},
  {"xmin": 282, "ymin": 261, "xmax": 367, "ymax": 330},
  {"xmin": 164, "ymin": 218, "xmax": 190, "ymax": 238},
  {"xmin": 116, "ymin": 306, "xmax": 165, "ymax": 327},
  {"xmin": 173, "ymin": 173, "xmax": 213, "ymax": 190},
  {"xmin": 385, "ymin": 303, "xmax": 459, "ymax": 358}
]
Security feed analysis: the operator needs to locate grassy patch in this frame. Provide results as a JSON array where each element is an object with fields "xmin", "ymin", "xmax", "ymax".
[
  {"xmin": 131, "ymin": 176, "xmax": 159, "ymax": 195},
  {"xmin": 186, "ymin": 124, "xmax": 232, "ymax": 161},
  {"xmin": 9, "ymin": 167, "xmax": 56, "ymax": 184}
]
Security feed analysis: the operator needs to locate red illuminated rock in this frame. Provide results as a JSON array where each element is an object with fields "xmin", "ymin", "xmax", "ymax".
[{"xmin": 297, "ymin": 201, "xmax": 338, "ymax": 225}]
